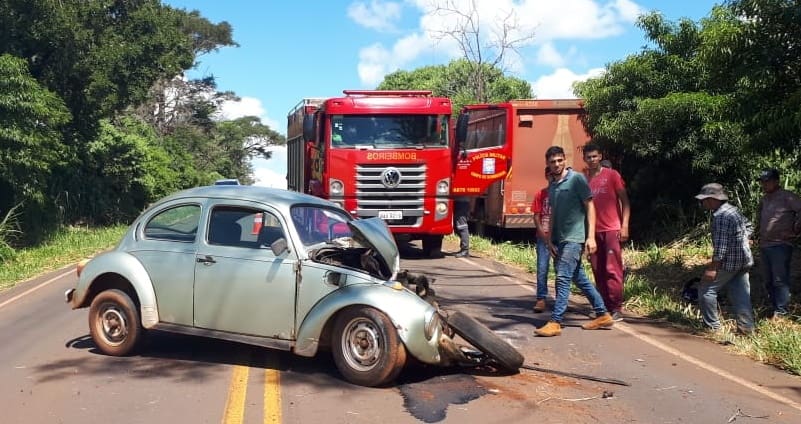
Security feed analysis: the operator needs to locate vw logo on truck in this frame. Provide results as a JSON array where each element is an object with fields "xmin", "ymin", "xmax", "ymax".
[{"xmin": 381, "ymin": 167, "xmax": 402, "ymax": 188}]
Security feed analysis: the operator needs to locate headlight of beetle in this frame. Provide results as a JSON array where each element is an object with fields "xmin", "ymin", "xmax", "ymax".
[{"xmin": 424, "ymin": 309, "xmax": 440, "ymax": 341}]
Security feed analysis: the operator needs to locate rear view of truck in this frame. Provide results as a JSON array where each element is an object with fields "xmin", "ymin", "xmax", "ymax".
[{"xmin": 452, "ymin": 99, "xmax": 590, "ymax": 235}]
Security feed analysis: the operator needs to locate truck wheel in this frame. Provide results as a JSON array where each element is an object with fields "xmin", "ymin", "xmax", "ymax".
[
  {"xmin": 422, "ymin": 235, "xmax": 443, "ymax": 257},
  {"xmin": 446, "ymin": 311, "xmax": 523, "ymax": 372},
  {"xmin": 88, "ymin": 289, "xmax": 142, "ymax": 356},
  {"xmin": 332, "ymin": 307, "xmax": 407, "ymax": 387}
]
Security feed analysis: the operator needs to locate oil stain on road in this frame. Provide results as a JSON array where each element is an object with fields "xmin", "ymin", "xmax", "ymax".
[{"xmin": 397, "ymin": 371, "xmax": 488, "ymax": 423}]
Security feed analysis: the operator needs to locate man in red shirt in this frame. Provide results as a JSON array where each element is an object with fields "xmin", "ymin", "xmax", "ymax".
[
  {"xmin": 531, "ymin": 167, "xmax": 553, "ymax": 312},
  {"xmin": 583, "ymin": 144, "xmax": 631, "ymax": 320}
]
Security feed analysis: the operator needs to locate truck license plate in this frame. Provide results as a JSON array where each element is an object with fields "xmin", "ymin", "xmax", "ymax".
[{"xmin": 378, "ymin": 210, "xmax": 403, "ymax": 220}]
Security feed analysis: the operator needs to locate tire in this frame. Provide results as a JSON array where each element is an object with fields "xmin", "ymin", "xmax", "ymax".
[
  {"xmin": 446, "ymin": 311, "xmax": 524, "ymax": 372},
  {"xmin": 332, "ymin": 306, "xmax": 407, "ymax": 387},
  {"xmin": 422, "ymin": 235, "xmax": 443, "ymax": 257},
  {"xmin": 88, "ymin": 289, "xmax": 142, "ymax": 356}
]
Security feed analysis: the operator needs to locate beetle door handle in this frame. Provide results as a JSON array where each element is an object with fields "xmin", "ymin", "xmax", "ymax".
[{"xmin": 196, "ymin": 255, "xmax": 216, "ymax": 265}]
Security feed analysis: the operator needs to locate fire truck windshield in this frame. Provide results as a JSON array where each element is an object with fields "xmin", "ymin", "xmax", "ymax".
[{"xmin": 330, "ymin": 115, "xmax": 448, "ymax": 148}]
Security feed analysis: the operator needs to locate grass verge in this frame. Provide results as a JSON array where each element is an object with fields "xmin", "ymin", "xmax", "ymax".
[
  {"xmin": 448, "ymin": 234, "xmax": 801, "ymax": 376},
  {"xmin": 0, "ymin": 225, "xmax": 127, "ymax": 291}
]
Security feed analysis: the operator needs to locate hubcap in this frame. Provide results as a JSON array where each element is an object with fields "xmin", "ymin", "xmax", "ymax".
[
  {"xmin": 341, "ymin": 318, "xmax": 382, "ymax": 371},
  {"xmin": 99, "ymin": 304, "xmax": 128, "ymax": 346}
]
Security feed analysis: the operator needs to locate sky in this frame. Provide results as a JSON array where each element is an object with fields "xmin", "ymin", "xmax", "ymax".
[{"xmin": 164, "ymin": 0, "xmax": 723, "ymax": 189}]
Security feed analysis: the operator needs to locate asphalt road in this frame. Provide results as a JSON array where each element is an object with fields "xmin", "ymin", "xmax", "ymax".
[{"xmin": 1, "ymin": 244, "xmax": 800, "ymax": 424}]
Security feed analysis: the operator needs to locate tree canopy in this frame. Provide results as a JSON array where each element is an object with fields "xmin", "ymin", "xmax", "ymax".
[
  {"xmin": 0, "ymin": 0, "xmax": 284, "ymax": 244},
  {"xmin": 574, "ymin": 0, "xmax": 801, "ymax": 239},
  {"xmin": 378, "ymin": 59, "xmax": 532, "ymax": 113}
]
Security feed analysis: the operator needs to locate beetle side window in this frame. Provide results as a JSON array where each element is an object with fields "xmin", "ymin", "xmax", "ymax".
[
  {"xmin": 144, "ymin": 205, "xmax": 201, "ymax": 242},
  {"xmin": 208, "ymin": 206, "xmax": 285, "ymax": 249}
]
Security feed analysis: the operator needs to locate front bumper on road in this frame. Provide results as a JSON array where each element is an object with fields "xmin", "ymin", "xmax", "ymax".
[{"xmin": 64, "ymin": 288, "xmax": 75, "ymax": 304}]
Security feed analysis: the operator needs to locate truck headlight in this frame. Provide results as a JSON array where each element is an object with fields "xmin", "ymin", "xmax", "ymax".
[
  {"xmin": 424, "ymin": 309, "xmax": 440, "ymax": 341},
  {"xmin": 436, "ymin": 179, "xmax": 449, "ymax": 195},
  {"xmin": 436, "ymin": 201, "xmax": 448, "ymax": 214},
  {"xmin": 330, "ymin": 179, "xmax": 344, "ymax": 195}
]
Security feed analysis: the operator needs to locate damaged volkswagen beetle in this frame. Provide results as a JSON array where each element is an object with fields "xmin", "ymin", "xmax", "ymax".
[{"xmin": 65, "ymin": 186, "xmax": 523, "ymax": 386}]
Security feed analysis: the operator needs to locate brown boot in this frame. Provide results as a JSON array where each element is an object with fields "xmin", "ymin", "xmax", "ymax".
[
  {"xmin": 532, "ymin": 298, "xmax": 546, "ymax": 313},
  {"xmin": 582, "ymin": 313, "xmax": 614, "ymax": 330},
  {"xmin": 534, "ymin": 321, "xmax": 562, "ymax": 337}
]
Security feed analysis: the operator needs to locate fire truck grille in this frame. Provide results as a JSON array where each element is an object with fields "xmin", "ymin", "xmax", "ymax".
[{"xmin": 355, "ymin": 164, "xmax": 426, "ymax": 226}]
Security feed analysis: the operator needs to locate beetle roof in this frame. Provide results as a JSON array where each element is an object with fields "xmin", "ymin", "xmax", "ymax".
[{"xmin": 154, "ymin": 185, "xmax": 338, "ymax": 210}]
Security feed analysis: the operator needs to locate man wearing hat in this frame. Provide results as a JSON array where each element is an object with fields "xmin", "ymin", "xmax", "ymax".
[
  {"xmin": 695, "ymin": 183, "xmax": 755, "ymax": 334},
  {"xmin": 756, "ymin": 168, "xmax": 801, "ymax": 318}
]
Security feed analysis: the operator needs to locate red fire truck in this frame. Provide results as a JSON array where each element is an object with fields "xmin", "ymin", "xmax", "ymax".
[
  {"xmin": 452, "ymin": 99, "xmax": 590, "ymax": 235},
  {"xmin": 286, "ymin": 90, "xmax": 454, "ymax": 256}
]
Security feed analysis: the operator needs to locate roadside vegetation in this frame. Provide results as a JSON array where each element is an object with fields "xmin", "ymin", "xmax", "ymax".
[
  {"xmin": 0, "ymin": 224, "xmax": 126, "ymax": 291},
  {"xmin": 447, "ymin": 233, "xmax": 801, "ymax": 376}
]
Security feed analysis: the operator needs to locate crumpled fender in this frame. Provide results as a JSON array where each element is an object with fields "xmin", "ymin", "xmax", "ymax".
[
  {"xmin": 72, "ymin": 251, "xmax": 160, "ymax": 329},
  {"xmin": 294, "ymin": 283, "xmax": 443, "ymax": 365}
]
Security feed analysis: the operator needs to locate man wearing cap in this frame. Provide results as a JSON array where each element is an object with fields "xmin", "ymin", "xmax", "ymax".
[
  {"xmin": 756, "ymin": 168, "xmax": 801, "ymax": 318},
  {"xmin": 695, "ymin": 183, "xmax": 755, "ymax": 334}
]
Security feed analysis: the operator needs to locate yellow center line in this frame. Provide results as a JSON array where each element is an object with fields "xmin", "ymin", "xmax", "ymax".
[
  {"xmin": 222, "ymin": 365, "xmax": 250, "ymax": 424},
  {"xmin": 264, "ymin": 369, "xmax": 282, "ymax": 424}
]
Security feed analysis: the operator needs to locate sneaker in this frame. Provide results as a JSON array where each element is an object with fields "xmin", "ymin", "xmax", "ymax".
[
  {"xmin": 533, "ymin": 298, "xmax": 547, "ymax": 313},
  {"xmin": 534, "ymin": 321, "xmax": 562, "ymax": 337},
  {"xmin": 587, "ymin": 311, "xmax": 597, "ymax": 319},
  {"xmin": 454, "ymin": 250, "xmax": 470, "ymax": 258},
  {"xmin": 581, "ymin": 313, "xmax": 614, "ymax": 330},
  {"xmin": 611, "ymin": 311, "xmax": 624, "ymax": 322}
]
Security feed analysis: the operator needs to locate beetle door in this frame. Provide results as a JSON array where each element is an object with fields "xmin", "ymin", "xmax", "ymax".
[{"xmin": 193, "ymin": 204, "xmax": 298, "ymax": 340}]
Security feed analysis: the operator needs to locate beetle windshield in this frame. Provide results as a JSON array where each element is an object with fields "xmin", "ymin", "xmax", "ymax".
[{"xmin": 290, "ymin": 206, "xmax": 353, "ymax": 246}]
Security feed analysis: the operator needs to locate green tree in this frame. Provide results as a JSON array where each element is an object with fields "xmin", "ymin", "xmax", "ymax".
[
  {"xmin": 706, "ymin": 0, "xmax": 801, "ymax": 154},
  {"xmin": 0, "ymin": 0, "xmax": 197, "ymax": 139},
  {"xmin": 378, "ymin": 59, "xmax": 532, "ymax": 113},
  {"xmin": 0, "ymin": 54, "xmax": 70, "ymax": 240},
  {"xmin": 83, "ymin": 117, "xmax": 178, "ymax": 223},
  {"xmin": 574, "ymin": 12, "xmax": 751, "ymax": 239}
]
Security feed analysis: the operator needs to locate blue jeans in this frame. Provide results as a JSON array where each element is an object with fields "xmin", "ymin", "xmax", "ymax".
[
  {"xmin": 761, "ymin": 244, "xmax": 793, "ymax": 315},
  {"xmin": 551, "ymin": 241, "xmax": 607, "ymax": 323},
  {"xmin": 698, "ymin": 268, "xmax": 754, "ymax": 331},
  {"xmin": 535, "ymin": 236, "xmax": 551, "ymax": 300}
]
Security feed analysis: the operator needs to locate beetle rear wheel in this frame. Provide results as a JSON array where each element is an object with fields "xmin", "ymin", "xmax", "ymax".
[
  {"xmin": 88, "ymin": 289, "xmax": 142, "ymax": 356},
  {"xmin": 332, "ymin": 306, "xmax": 406, "ymax": 387}
]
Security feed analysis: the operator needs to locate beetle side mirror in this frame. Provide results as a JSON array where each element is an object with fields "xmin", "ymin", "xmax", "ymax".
[{"xmin": 270, "ymin": 238, "xmax": 288, "ymax": 256}]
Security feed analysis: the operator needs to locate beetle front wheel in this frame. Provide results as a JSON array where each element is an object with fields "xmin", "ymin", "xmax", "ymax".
[
  {"xmin": 332, "ymin": 306, "xmax": 406, "ymax": 387},
  {"xmin": 88, "ymin": 289, "xmax": 142, "ymax": 356}
]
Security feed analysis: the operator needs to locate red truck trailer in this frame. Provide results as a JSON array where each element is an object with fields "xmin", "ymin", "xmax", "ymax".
[
  {"xmin": 286, "ymin": 90, "xmax": 454, "ymax": 256},
  {"xmin": 452, "ymin": 99, "xmax": 590, "ymax": 235}
]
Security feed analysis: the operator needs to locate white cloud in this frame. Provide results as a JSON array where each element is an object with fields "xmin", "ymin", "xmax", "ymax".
[
  {"xmin": 612, "ymin": 0, "xmax": 644, "ymax": 22},
  {"xmin": 217, "ymin": 96, "xmax": 281, "ymax": 131},
  {"xmin": 517, "ymin": 0, "xmax": 645, "ymax": 41},
  {"xmin": 357, "ymin": 33, "xmax": 435, "ymax": 86},
  {"xmin": 532, "ymin": 67, "xmax": 604, "ymax": 98},
  {"xmin": 252, "ymin": 146, "xmax": 287, "ymax": 189},
  {"xmin": 536, "ymin": 42, "xmax": 565, "ymax": 67},
  {"xmin": 355, "ymin": 0, "xmax": 644, "ymax": 84},
  {"xmin": 213, "ymin": 97, "xmax": 286, "ymax": 188},
  {"xmin": 347, "ymin": 0, "xmax": 402, "ymax": 31}
]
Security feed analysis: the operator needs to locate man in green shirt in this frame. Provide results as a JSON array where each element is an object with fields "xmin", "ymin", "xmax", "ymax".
[{"xmin": 534, "ymin": 146, "xmax": 614, "ymax": 336}]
